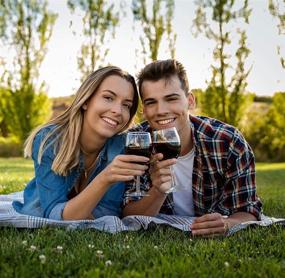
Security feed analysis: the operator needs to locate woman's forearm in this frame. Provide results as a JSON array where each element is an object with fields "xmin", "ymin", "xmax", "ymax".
[{"xmin": 62, "ymin": 173, "xmax": 110, "ymax": 220}]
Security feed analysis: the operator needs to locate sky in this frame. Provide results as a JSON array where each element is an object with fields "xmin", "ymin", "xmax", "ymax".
[{"xmin": 37, "ymin": 0, "xmax": 285, "ymax": 97}]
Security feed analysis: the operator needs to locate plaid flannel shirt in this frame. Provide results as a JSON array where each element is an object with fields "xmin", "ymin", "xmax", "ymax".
[{"xmin": 123, "ymin": 115, "xmax": 263, "ymax": 220}]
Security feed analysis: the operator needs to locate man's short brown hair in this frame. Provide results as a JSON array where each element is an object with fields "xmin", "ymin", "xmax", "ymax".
[{"xmin": 137, "ymin": 59, "xmax": 190, "ymax": 98}]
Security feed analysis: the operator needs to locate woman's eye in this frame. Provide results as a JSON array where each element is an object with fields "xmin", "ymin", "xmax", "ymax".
[
  {"xmin": 104, "ymin": 96, "xmax": 113, "ymax": 101},
  {"xmin": 123, "ymin": 103, "xmax": 131, "ymax": 110}
]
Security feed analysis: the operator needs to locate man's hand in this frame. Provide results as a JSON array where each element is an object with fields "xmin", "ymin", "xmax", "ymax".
[
  {"xmin": 191, "ymin": 213, "xmax": 229, "ymax": 237},
  {"xmin": 149, "ymin": 153, "xmax": 176, "ymax": 194}
]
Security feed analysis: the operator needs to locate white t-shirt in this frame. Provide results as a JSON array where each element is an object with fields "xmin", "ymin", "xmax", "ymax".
[{"xmin": 172, "ymin": 148, "xmax": 195, "ymax": 216}]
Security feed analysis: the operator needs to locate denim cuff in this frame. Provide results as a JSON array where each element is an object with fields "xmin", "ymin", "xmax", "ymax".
[{"xmin": 48, "ymin": 202, "xmax": 67, "ymax": 220}]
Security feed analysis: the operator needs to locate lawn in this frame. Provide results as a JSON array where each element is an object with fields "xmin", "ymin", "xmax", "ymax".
[{"xmin": 0, "ymin": 158, "xmax": 285, "ymax": 277}]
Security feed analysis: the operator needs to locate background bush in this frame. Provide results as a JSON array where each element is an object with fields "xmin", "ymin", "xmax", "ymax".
[{"xmin": 0, "ymin": 136, "xmax": 23, "ymax": 157}]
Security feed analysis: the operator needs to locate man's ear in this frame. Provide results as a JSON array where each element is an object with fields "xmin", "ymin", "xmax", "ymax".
[
  {"xmin": 187, "ymin": 91, "xmax": 195, "ymax": 109},
  {"xmin": 188, "ymin": 91, "xmax": 196, "ymax": 110}
]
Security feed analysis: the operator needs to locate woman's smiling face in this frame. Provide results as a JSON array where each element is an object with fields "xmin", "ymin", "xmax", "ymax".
[{"xmin": 83, "ymin": 75, "xmax": 135, "ymax": 141}]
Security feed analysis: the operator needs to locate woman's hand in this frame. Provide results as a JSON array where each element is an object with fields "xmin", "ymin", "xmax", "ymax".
[
  {"xmin": 98, "ymin": 154, "xmax": 149, "ymax": 186},
  {"xmin": 149, "ymin": 153, "xmax": 176, "ymax": 194}
]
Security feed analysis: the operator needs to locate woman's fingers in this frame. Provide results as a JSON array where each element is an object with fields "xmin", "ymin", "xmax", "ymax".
[
  {"xmin": 118, "ymin": 154, "xmax": 149, "ymax": 164},
  {"xmin": 103, "ymin": 154, "xmax": 151, "ymax": 184},
  {"xmin": 109, "ymin": 174, "xmax": 135, "ymax": 182}
]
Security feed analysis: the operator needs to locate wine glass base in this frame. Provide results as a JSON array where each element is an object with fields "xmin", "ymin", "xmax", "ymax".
[
  {"xmin": 165, "ymin": 185, "xmax": 185, "ymax": 194},
  {"xmin": 125, "ymin": 192, "xmax": 149, "ymax": 197},
  {"xmin": 165, "ymin": 187, "xmax": 177, "ymax": 194}
]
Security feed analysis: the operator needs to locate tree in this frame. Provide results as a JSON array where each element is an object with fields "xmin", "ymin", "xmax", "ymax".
[
  {"xmin": 0, "ymin": 0, "xmax": 57, "ymax": 141},
  {"xmin": 241, "ymin": 92, "xmax": 285, "ymax": 162},
  {"xmin": 269, "ymin": 0, "xmax": 285, "ymax": 69},
  {"xmin": 0, "ymin": 87, "xmax": 10, "ymax": 137},
  {"xmin": 192, "ymin": 0, "xmax": 252, "ymax": 127},
  {"xmin": 132, "ymin": 0, "xmax": 176, "ymax": 65},
  {"xmin": 68, "ymin": 0, "xmax": 120, "ymax": 81},
  {"xmin": 263, "ymin": 92, "xmax": 285, "ymax": 161}
]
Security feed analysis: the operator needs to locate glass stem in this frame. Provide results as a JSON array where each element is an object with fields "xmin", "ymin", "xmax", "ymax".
[
  {"xmin": 170, "ymin": 166, "xmax": 177, "ymax": 188},
  {"xmin": 135, "ymin": 175, "xmax": 140, "ymax": 193}
]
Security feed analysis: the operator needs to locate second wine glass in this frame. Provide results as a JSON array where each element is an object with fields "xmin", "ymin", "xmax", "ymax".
[{"xmin": 152, "ymin": 127, "xmax": 181, "ymax": 193}]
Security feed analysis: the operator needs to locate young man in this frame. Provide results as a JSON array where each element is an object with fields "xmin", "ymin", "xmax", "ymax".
[{"xmin": 123, "ymin": 59, "xmax": 262, "ymax": 236}]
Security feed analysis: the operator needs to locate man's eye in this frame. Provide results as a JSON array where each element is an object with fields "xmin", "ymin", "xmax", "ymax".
[{"xmin": 144, "ymin": 101, "xmax": 154, "ymax": 106}]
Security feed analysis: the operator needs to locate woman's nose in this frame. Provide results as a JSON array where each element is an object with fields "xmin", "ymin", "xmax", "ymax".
[{"xmin": 111, "ymin": 102, "xmax": 122, "ymax": 114}]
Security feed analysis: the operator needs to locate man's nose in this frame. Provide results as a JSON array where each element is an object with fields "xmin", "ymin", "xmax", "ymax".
[{"xmin": 156, "ymin": 101, "xmax": 168, "ymax": 114}]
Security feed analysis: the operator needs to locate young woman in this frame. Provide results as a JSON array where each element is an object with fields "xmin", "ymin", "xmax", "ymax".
[{"xmin": 13, "ymin": 66, "xmax": 149, "ymax": 220}]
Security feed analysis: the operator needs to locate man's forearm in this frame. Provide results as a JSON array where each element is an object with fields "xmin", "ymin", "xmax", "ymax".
[
  {"xmin": 227, "ymin": 211, "xmax": 257, "ymax": 228},
  {"xmin": 123, "ymin": 187, "xmax": 167, "ymax": 216}
]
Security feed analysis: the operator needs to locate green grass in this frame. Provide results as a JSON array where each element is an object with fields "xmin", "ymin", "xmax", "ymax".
[
  {"xmin": 0, "ymin": 158, "xmax": 285, "ymax": 277},
  {"xmin": 256, "ymin": 163, "xmax": 285, "ymax": 218},
  {"xmin": 0, "ymin": 158, "xmax": 34, "ymax": 194}
]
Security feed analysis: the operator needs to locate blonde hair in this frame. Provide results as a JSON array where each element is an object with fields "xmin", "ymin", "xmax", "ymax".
[{"xmin": 24, "ymin": 66, "xmax": 139, "ymax": 176}]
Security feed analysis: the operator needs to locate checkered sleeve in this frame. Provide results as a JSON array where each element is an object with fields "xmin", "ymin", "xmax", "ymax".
[{"xmin": 222, "ymin": 129, "xmax": 263, "ymax": 220}]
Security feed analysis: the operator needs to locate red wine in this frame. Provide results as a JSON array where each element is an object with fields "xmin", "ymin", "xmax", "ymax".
[
  {"xmin": 125, "ymin": 146, "xmax": 151, "ymax": 158},
  {"xmin": 153, "ymin": 142, "xmax": 181, "ymax": 160}
]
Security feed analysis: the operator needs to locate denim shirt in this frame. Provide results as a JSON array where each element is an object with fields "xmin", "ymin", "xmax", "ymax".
[{"xmin": 13, "ymin": 125, "xmax": 126, "ymax": 220}]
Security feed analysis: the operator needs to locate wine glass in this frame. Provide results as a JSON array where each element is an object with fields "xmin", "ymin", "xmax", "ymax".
[
  {"xmin": 152, "ymin": 127, "xmax": 181, "ymax": 193},
  {"xmin": 125, "ymin": 132, "xmax": 152, "ymax": 197}
]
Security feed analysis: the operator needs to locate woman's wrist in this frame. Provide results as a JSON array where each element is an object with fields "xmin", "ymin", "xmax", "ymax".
[{"xmin": 93, "ymin": 171, "xmax": 112, "ymax": 189}]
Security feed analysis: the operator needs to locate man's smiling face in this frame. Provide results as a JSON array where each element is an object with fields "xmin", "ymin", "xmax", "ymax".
[{"xmin": 141, "ymin": 75, "xmax": 194, "ymax": 139}]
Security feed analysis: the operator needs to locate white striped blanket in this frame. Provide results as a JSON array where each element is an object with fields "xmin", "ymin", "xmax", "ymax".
[{"xmin": 1, "ymin": 192, "xmax": 284, "ymax": 236}]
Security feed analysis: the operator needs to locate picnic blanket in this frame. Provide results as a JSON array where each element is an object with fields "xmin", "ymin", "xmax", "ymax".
[{"xmin": 1, "ymin": 192, "xmax": 284, "ymax": 236}]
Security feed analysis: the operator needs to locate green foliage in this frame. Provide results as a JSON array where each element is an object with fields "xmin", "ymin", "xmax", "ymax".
[
  {"xmin": 0, "ymin": 137, "xmax": 23, "ymax": 157},
  {"xmin": 193, "ymin": 0, "xmax": 252, "ymax": 127},
  {"xmin": 269, "ymin": 0, "xmax": 285, "ymax": 69},
  {"xmin": 132, "ymin": 0, "xmax": 176, "ymax": 64},
  {"xmin": 0, "ymin": 0, "xmax": 9, "ymax": 39},
  {"xmin": 68, "ymin": 0, "xmax": 120, "ymax": 81},
  {"xmin": 254, "ymin": 95, "xmax": 273, "ymax": 103},
  {"xmin": 0, "ymin": 159, "xmax": 285, "ymax": 277},
  {"xmin": 262, "ymin": 92, "xmax": 285, "ymax": 160},
  {"xmin": 0, "ymin": 0, "xmax": 57, "ymax": 142},
  {"xmin": 132, "ymin": 98, "xmax": 142, "ymax": 124},
  {"xmin": 241, "ymin": 102, "xmax": 270, "ymax": 161},
  {"xmin": 7, "ymin": 87, "xmax": 51, "ymax": 142},
  {"xmin": 1, "ymin": 0, "xmax": 58, "ymax": 88},
  {"xmin": 241, "ymin": 93, "xmax": 285, "ymax": 162},
  {"xmin": 0, "ymin": 86, "xmax": 11, "ymax": 137}
]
